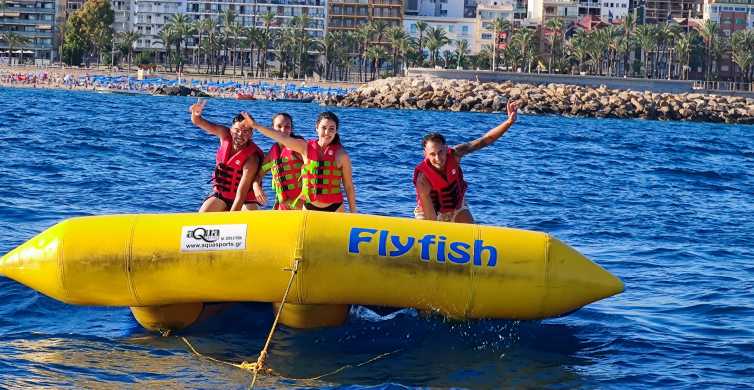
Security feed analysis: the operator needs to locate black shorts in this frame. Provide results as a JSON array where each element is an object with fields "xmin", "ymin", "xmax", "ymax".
[
  {"xmin": 303, "ymin": 202, "xmax": 343, "ymax": 212},
  {"xmin": 206, "ymin": 192, "xmax": 261, "ymax": 209}
]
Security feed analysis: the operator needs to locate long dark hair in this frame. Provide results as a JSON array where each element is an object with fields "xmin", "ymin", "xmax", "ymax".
[
  {"xmin": 316, "ymin": 111, "xmax": 340, "ymax": 145},
  {"xmin": 272, "ymin": 112, "xmax": 303, "ymax": 140}
]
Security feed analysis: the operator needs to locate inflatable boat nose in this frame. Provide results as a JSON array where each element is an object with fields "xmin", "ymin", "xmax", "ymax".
[{"xmin": 541, "ymin": 237, "xmax": 624, "ymax": 317}]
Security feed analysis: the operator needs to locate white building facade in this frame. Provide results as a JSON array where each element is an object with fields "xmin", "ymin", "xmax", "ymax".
[{"xmin": 404, "ymin": 15, "xmax": 477, "ymax": 53}]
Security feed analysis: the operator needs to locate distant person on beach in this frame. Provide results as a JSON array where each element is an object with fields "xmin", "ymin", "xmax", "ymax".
[
  {"xmin": 189, "ymin": 98, "xmax": 263, "ymax": 211},
  {"xmin": 414, "ymin": 101, "xmax": 519, "ymax": 223},
  {"xmin": 244, "ymin": 111, "xmax": 357, "ymax": 213},
  {"xmin": 252, "ymin": 112, "xmax": 305, "ymax": 210}
]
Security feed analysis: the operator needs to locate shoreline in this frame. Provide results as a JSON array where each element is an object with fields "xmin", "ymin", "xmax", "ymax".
[
  {"xmin": 0, "ymin": 65, "xmax": 360, "ymax": 99},
  {"xmin": 324, "ymin": 77, "xmax": 754, "ymax": 125}
]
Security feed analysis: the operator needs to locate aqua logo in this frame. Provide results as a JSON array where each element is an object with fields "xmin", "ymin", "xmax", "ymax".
[
  {"xmin": 348, "ymin": 227, "xmax": 497, "ymax": 267},
  {"xmin": 186, "ymin": 227, "xmax": 220, "ymax": 243}
]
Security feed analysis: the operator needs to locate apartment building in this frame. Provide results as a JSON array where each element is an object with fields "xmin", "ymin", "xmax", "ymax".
[
  {"xmin": 475, "ymin": 0, "xmax": 514, "ymax": 52},
  {"xmin": 403, "ymin": 0, "xmax": 465, "ymax": 17},
  {"xmin": 404, "ymin": 15, "xmax": 476, "ymax": 53},
  {"xmin": 638, "ymin": 0, "xmax": 703, "ymax": 24},
  {"xmin": 327, "ymin": 0, "xmax": 402, "ymax": 33},
  {"xmin": 112, "ymin": 0, "xmax": 133, "ymax": 34},
  {"xmin": 0, "ymin": 0, "xmax": 55, "ymax": 63},
  {"xmin": 601, "ymin": 0, "xmax": 629, "ymax": 21},
  {"xmin": 185, "ymin": 0, "xmax": 326, "ymax": 39},
  {"xmin": 528, "ymin": 0, "xmax": 579, "ymax": 24},
  {"xmin": 704, "ymin": 0, "xmax": 754, "ymax": 30},
  {"xmin": 133, "ymin": 0, "xmax": 185, "ymax": 50}
]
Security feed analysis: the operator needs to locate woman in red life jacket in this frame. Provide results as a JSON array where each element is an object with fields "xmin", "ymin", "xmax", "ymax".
[
  {"xmin": 242, "ymin": 111, "xmax": 357, "ymax": 213},
  {"xmin": 414, "ymin": 101, "xmax": 519, "ymax": 223},
  {"xmin": 189, "ymin": 99, "xmax": 263, "ymax": 212},
  {"xmin": 252, "ymin": 113, "xmax": 305, "ymax": 210}
]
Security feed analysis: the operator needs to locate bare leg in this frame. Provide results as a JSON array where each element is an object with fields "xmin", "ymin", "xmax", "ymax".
[
  {"xmin": 241, "ymin": 203, "xmax": 258, "ymax": 211},
  {"xmin": 199, "ymin": 197, "xmax": 227, "ymax": 212},
  {"xmin": 454, "ymin": 209, "xmax": 475, "ymax": 224}
]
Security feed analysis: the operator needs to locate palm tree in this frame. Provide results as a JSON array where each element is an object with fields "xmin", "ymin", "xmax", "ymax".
[
  {"xmin": 567, "ymin": 31, "xmax": 590, "ymax": 75},
  {"xmin": 455, "ymin": 39, "xmax": 470, "ymax": 69},
  {"xmin": 220, "ymin": 8, "xmax": 237, "ymax": 74},
  {"xmin": 387, "ymin": 26, "xmax": 408, "ymax": 75},
  {"xmin": 674, "ymin": 31, "xmax": 695, "ymax": 80},
  {"xmin": 195, "ymin": 17, "xmax": 215, "ymax": 72},
  {"xmin": 635, "ymin": 24, "xmax": 657, "ymax": 78},
  {"xmin": 491, "ymin": 17, "xmax": 511, "ymax": 71},
  {"xmin": 355, "ymin": 23, "xmax": 373, "ymax": 82},
  {"xmin": 544, "ymin": 18, "xmax": 563, "ymax": 73},
  {"xmin": 511, "ymin": 27, "xmax": 535, "ymax": 73},
  {"xmin": 117, "ymin": 30, "xmax": 140, "ymax": 71},
  {"xmin": 698, "ymin": 19, "xmax": 719, "ymax": 81},
  {"xmin": 259, "ymin": 11, "xmax": 276, "ymax": 77},
  {"xmin": 167, "ymin": 13, "xmax": 194, "ymax": 73},
  {"xmin": 0, "ymin": 32, "xmax": 30, "ymax": 66},
  {"xmin": 291, "ymin": 14, "xmax": 311, "ymax": 77},
  {"xmin": 731, "ymin": 30, "xmax": 754, "ymax": 83},
  {"xmin": 415, "ymin": 20, "xmax": 429, "ymax": 66},
  {"xmin": 426, "ymin": 26, "xmax": 449, "ymax": 67},
  {"xmin": 155, "ymin": 26, "xmax": 175, "ymax": 71},
  {"xmin": 227, "ymin": 22, "xmax": 243, "ymax": 76},
  {"xmin": 365, "ymin": 45, "xmax": 387, "ymax": 80}
]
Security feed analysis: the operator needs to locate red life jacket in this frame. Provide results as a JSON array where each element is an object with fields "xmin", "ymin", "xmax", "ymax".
[
  {"xmin": 300, "ymin": 140, "xmax": 343, "ymax": 204},
  {"xmin": 262, "ymin": 143, "xmax": 304, "ymax": 206},
  {"xmin": 213, "ymin": 137, "xmax": 263, "ymax": 202},
  {"xmin": 413, "ymin": 148, "xmax": 467, "ymax": 213}
]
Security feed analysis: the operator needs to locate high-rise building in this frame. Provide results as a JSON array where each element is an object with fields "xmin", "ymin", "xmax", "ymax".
[
  {"xmin": 635, "ymin": 0, "xmax": 703, "ymax": 24},
  {"xmin": 527, "ymin": 0, "xmax": 579, "ymax": 24},
  {"xmin": 112, "ymin": 0, "xmax": 133, "ymax": 34},
  {"xmin": 133, "ymin": 0, "xmax": 185, "ymax": 50},
  {"xmin": 404, "ymin": 0, "xmax": 465, "ymax": 17},
  {"xmin": 0, "ymin": 0, "xmax": 56, "ymax": 63},
  {"xmin": 601, "ymin": 0, "xmax": 629, "ymax": 21},
  {"xmin": 327, "ymin": 0, "xmax": 403, "ymax": 34},
  {"xmin": 703, "ymin": 0, "xmax": 754, "ymax": 79}
]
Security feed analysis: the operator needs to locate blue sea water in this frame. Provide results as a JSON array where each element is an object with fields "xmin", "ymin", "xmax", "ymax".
[{"xmin": 1, "ymin": 86, "xmax": 753, "ymax": 389}]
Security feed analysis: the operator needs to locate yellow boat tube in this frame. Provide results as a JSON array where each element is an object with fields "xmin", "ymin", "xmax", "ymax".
[{"xmin": 0, "ymin": 210, "xmax": 623, "ymax": 329}]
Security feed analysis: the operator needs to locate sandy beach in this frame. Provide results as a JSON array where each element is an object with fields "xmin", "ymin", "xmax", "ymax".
[{"xmin": 0, "ymin": 65, "xmax": 362, "ymax": 98}]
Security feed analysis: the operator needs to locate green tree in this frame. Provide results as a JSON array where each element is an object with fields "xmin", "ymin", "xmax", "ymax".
[
  {"xmin": 415, "ymin": 20, "xmax": 429, "ymax": 66},
  {"xmin": 455, "ymin": 39, "xmax": 470, "ymax": 69},
  {"xmin": 61, "ymin": 13, "xmax": 87, "ymax": 65},
  {"xmin": 77, "ymin": 0, "xmax": 114, "ymax": 66},
  {"xmin": 731, "ymin": 29, "xmax": 754, "ymax": 83},
  {"xmin": 426, "ymin": 26, "xmax": 449, "ymax": 67},
  {"xmin": 491, "ymin": 17, "xmax": 511, "ymax": 71},
  {"xmin": 544, "ymin": 18, "xmax": 563, "ymax": 73},
  {"xmin": 698, "ymin": 19, "xmax": 720, "ymax": 81},
  {"xmin": 0, "ymin": 32, "xmax": 30, "ymax": 66},
  {"xmin": 117, "ymin": 30, "xmax": 140, "ymax": 71}
]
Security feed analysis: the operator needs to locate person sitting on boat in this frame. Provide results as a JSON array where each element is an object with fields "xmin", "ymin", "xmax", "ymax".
[
  {"xmin": 189, "ymin": 99, "xmax": 263, "ymax": 212},
  {"xmin": 414, "ymin": 101, "xmax": 519, "ymax": 223},
  {"xmin": 243, "ymin": 111, "xmax": 357, "ymax": 213},
  {"xmin": 253, "ymin": 112, "xmax": 305, "ymax": 210}
]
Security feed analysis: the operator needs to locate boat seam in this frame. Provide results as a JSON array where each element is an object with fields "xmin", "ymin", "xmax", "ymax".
[
  {"xmin": 126, "ymin": 216, "xmax": 142, "ymax": 306},
  {"xmin": 294, "ymin": 210, "xmax": 308, "ymax": 304}
]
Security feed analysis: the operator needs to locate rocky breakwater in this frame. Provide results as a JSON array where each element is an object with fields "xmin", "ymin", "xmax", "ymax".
[
  {"xmin": 323, "ymin": 77, "xmax": 754, "ymax": 124},
  {"xmin": 152, "ymin": 85, "xmax": 210, "ymax": 97}
]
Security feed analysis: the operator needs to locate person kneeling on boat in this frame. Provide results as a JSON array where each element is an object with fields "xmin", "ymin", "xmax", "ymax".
[
  {"xmin": 244, "ymin": 111, "xmax": 357, "ymax": 213},
  {"xmin": 414, "ymin": 101, "xmax": 518, "ymax": 223},
  {"xmin": 189, "ymin": 99, "xmax": 263, "ymax": 212},
  {"xmin": 252, "ymin": 112, "xmax": 305, "ymax": 210}
]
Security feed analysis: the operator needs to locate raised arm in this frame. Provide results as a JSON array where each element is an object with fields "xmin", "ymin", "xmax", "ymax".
[
  {"xmin": 453, "ymin": 101, "xmax": 518, "ymax": 158},
  {"xmin": 242, "ymin": 112, "xmax": 307, "ymax": 155},
  {"xmin": 189, "ymin": 99, "xmax": 229, "ymax": 139},
  {"xmin": 415, "ymin": 172, "xmax": 437, "ymax": 221},
  {"xmin": 338, "ymin": 150, "xmax": 357, "ymax": 213}
]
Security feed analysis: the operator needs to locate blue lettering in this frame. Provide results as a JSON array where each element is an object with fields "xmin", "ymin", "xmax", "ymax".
[
  {"xmin": 378, "ymin": 230, "xmax": 388, "ymax": 256},
  {"xmin": 418, "ymin": 234, "xmax": 436, "ymax": 261},
  {"xmin": 448, "ymin": 242, "xmax": 471, "ymax": 264},
  {"xmin": 436, "ymin": 236, "xmax": 447, "ymax": 263},
  {"xmin": 473, "ymin": 240, "xmax": 497, "ymax": 267},
  {"xmin": 389, "ymin": 235, "xmax": 415, "ymax": 257},
  {"xmin": 348, "ymin": 228, "xmax": 378, "ymax": 254}
]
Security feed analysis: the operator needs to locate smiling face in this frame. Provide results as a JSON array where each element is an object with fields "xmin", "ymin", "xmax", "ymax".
[
  {"xmin": 316, "ymin": 118, "xmax": 338, "ymax": 146},
  {"xmin": 272, "ymin": 115, "xmax": 293, "ymax": 136},
  {"xmin": 423, "ymin": 140, "xmax": 448, "ymax": 170},
  {"xmin": 229, "ymin": 121, "xmax": 252, "ymax": 148}
]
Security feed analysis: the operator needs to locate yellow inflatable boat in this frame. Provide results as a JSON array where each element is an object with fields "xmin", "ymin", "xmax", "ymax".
[{"xmin": 0, "ymin": 210, "xmax": 623, "ymax": 331}]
